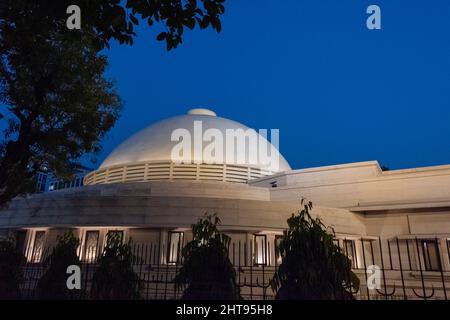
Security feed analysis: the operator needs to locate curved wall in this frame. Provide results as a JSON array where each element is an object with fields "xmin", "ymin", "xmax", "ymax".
[{"xmin": 0, "ymin": 181, "xmax": 366, "ymax": 236}]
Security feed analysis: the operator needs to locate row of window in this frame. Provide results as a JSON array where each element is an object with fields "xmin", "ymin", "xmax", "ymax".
[
  {"xmin": 24, "ymin": 230, "xmax": 272, "ymax": 265},
  {"xmin": 20, "ymin": 230, "xmax": 447, "ymax": 271},
  {"xmin": 48, "ymin": 177, "xmax": 83, "ymax": 191},
  {"xmin": 24, "ymin": 230, "xmax": 124, "ymax": 263},
  {"xmin": 35, "ymin": 171, "xmax": 87, "ymax": 193},
  {"xmin": 341, "ymin": 239, "xmax": 443, "ymax": 272}
]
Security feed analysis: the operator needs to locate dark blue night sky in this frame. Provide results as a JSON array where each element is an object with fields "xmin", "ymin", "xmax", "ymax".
[{"xmin": 96, "ymin": 0, "xmax": 450, "ymax": 170}]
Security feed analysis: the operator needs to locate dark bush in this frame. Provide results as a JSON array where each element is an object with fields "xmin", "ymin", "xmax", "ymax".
[
  {"xmin": 174, "ymin": 214, "xmax": 241, "ymax": 300},
  {"xmin": 90, "ymin": 232, "xmax": 141, "ymax": 300},
  {"xmin": 271, "ymin": 200, "xmax": 360, "ymax": 300},
  {"xmin": 0, "ymin": 237, "xmax": 25, "ymax": 299}
]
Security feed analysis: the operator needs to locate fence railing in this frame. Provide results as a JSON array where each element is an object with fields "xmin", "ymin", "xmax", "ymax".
[{"xmin": 19, "ymin": 237, "xmax": 450, "ymax": 300}]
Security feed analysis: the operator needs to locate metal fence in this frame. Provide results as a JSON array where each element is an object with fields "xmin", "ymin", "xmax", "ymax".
[{"xmin": 19, "ymin": 237, "xmax": 450, "ymax": 300}]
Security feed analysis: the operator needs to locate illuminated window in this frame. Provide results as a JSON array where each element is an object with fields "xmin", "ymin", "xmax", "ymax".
[
  {"xmin": 31, "ymin": 231, "xmax": 46, "ymax": 263},
  {"xmin": 343, "ymin": 240, "xmax": 357, "ymax": 269},
  {"xmin": 167, "ymin": 231, "xmax": 184, "ymax": 264},
  {"xmin": 447, "ymin": 240, "xmax": 450, "ymax": 263},
  {"xmin": 274, "ymin": 235, "xmax": 283, "ymax": 265},
  {"xmin": 106, "ymin": 230, "xmax": 124, "ymax": 245},
  {"xmin": 253, "ymin": 234, "xmax": 267, "ymax": 266},
  {"xmin": 84, "ymin": 231, "xmax": 100, "ymax": 262},
  {"xmin": 421, "ymin": 240, "xmax": 441, "ymax": 271}
]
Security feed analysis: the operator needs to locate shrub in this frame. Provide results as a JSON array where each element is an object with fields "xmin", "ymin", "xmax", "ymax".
[
  {"xmin": 271, "ymin": 200, "xmax": 360, "ymax": 300},
  {"xmin": 90, "ymin": 232, "xmax": 141, "ymax": 300},
  {"xmin": 174, "ymin": 214, "xmax": 241, "ymax": 300},
  {"xmin": 0, "ymin": 237, "xmax": 25, "ymax": 299},
  {"xmin": 36, "ymin": 232, "xmax": 81, "ymax": 299}
]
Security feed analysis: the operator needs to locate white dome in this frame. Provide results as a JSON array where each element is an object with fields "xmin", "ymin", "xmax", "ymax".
[
  {"xmin": 85, "ymin": 109, "xmax": 290, "ymax": 185},
  {"xmin": 100, "ymin": 109, "xmax": 291, "ymax": 172}
]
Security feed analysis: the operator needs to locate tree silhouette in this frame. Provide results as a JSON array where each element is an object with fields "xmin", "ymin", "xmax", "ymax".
[
  {"xmin": 174, "ymin": 214, "xmax": 241, "ymax": 300},
  {"xmin": 1, "ymin": 1, "xmax": 225, "ymax": 51},
  {"xmin": 0, "ymin": 25, "xmax": 121, "ymax": 206},
  {"xmin": 271, "ymin": 200, "xmax": 360, "ymax": 300},
  {"xmin": 90, "ymin": 232, "xmax": 141, "ymax": 300},
  {"xmin": 0, "ymin": 237, "xmax": 25, "ymax": 299},
  {"xmin": 36, "ymin": 232, "xmax": 81, "ymax": 299},
  {"xmin": 0, "ymin": 0, "xmax": 226, "ymax": 205}
]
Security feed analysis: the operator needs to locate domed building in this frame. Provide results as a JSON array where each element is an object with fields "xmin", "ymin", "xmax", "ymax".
[
  {"xmin": 1, "ymin": 108, "xmax": 450, "ymax": 299},
  {"xmin": 85, "ymin": 108, "xmax": 291, "ymax": 185}
]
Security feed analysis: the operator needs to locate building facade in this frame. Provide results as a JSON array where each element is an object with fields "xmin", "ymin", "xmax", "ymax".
[{"xmin": 1, "ymin": 108, "xmax": 450, "ymax": 299}]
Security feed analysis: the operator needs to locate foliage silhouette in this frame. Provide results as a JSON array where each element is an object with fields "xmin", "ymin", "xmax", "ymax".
[
  {"xmin": 90, "ymin": 232, "xmax": 141, "ymax": 300},
  {"xmin": 0, "ymin": 237, "xmax": 25, "ymax": 299},
  {"xmin": 36, "ymin": 232, "xmax": 82, "ymax": 299},
  {"xmin": 174, "ymin": 214, "xmax": 241, "ymax": 300},
  {"xmin": 1, "ymin": 0, "xmax": 225, "ymax": 51},
  {"xmin": 0, "ymin": 0, "xmax": 225, "ymax": 205},
  {"xmin": 0, "ymin": 22, "xmax": 121, "ymax": 206},
  {"xmin": 271, "ymin": 200, "xmax": 360, "ymax": 300}
]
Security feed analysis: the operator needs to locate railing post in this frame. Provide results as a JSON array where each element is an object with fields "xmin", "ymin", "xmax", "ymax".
[
  {"xmin": 415, "ymin": 237, "xmax": 428, "ymax": 300},
  {"xmin": 361, "ymin": 238, "xmax": 370, "ymax": 300},
  {"xmin": 437, "ymin": 237, "xmax": 447, "ymax": 300},
  {"xmin": 396, "ymin": 237, "xmax": 407, "ymax": 300}
]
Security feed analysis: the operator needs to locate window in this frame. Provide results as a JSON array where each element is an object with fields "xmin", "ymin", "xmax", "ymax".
[
  {"xmin": 274, "ymin": 235, "xmax": 283, "ymax": 265},
  {"xmin": 421, "ymin": 240, "xmax": 441, "ymax": 271},
  {"xmin": 106, "ymin": 230, "xmax": 123, "ymax": 243},
  {"xmin": 37, "ymin": 173, "xmax": 47, "ymax": 192},
  {"xmin": 343, "ymin": 239, "xmax": 357, "ymax": 269},
  {"xmin": 253, "ymin": 234, "xmax": 267, "ymax": 266},
  {"xmin": 84, "ymin": 231, "xmax": 100, "ymax": 262},
  {"xmin": 167, "ymin": 231, "xmax": 184, "ymax": 264},
  {"xmin": 31, "ymin": 231, "xmax": 46, "ymax": 263},
  {"xmin": 447, "ymin": 240, "xmax": 450, "ymax": 264}
]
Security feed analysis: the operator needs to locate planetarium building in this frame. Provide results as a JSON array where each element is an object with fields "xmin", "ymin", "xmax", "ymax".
[{"xmin": 1, "ymin": 108, "xmax": 450, "ymax": 299}]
